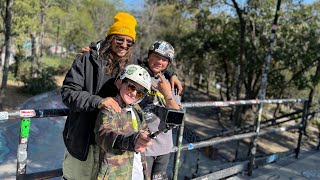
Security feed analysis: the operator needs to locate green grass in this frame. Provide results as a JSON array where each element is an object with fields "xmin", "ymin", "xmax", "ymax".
[
  {"xmin": 41, "ymin": 55, "xmax": 74, "ymax": 69},
  {"xmin": 40, "ymin": 55, "xmax": 74, "ymax": 75},
  {"xmin": 7, "ymin": 54, "xmax": 74, "ymax": 82}
]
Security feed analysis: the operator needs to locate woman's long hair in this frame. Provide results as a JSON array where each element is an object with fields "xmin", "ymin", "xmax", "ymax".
[{"xmin": 99, "ymin": 35, "xmax": 134, "ymax": 76}]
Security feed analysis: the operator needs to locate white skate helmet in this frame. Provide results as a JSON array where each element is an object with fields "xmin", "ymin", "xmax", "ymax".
[{"xmin": 118, "ymin": 64, "xmax": 151, "ymax": 92}]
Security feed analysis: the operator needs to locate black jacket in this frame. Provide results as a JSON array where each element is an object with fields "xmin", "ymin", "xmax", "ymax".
[
  {"xmin": 61, "ymin": 41, "xmax": 176, "ymax": 161},
  {"xmin": 61, "ymin": 42, "xmax": 118, "ymax": 161}
]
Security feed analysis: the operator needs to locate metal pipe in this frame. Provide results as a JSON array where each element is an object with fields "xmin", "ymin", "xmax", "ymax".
[
  {"xmin": 173, "ymin": 116, "xmax": 186, "ymax": 180},
  {"xmin": 0, "ymin": 99, "xmax": 309, "ymax": 121},
  {"xmin": 16, "ymin": 118, "xmax": 31, "ymax": 180},
  {"xmin": 248, "ymin": 0, "xmax": 282, "ymax": 175},
  {"xmin": 181, "ymin": 98, "xmax": 307, "ymax": 108},
  {"xmin": 172, "ymin": 124, "xmax": 301, "ymax": 152},
  {"xmin": 295, "ymin": 101, "xmax": 309, "ymax": 158},
  {"xmin": 0, "ymin": 108, "xmax": 69, "ymax": 120}
]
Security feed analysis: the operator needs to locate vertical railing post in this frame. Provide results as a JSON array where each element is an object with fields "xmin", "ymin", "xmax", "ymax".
[
  {"xmin": 173, "ymin": 115, "xmax": 186, "ymax": 180},
  {"xmin": 247, "ymin": 103, "xmax": 263, "ymax": 176},
  {"xmin": 16, "ymin": 118, "xmax": 31, "ymax": 180},
  {"xmin": 295, "ymin": 100, "xmax": 309, "ymax": 158},
  {"xmin": 248, "ymin": 0, "xmax": 282, "ymax": 175}
]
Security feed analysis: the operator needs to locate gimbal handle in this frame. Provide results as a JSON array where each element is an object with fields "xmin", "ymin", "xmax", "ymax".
[{"xmin": 149, "ymin": 125, "xmax": 177, "ymax": 139}]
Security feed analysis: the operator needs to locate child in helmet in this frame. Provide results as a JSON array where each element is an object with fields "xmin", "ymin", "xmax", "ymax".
[
  {"xmin": 94, "ymin": 64, "xmax": 153, "ymax": 180},
  {"xmin": 139, "ymin": 40, "xmax": 182, "ymax": 180}
]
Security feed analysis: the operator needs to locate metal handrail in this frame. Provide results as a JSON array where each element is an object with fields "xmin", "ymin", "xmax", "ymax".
[{"xmin": 0, "ymin": 98, "xmax": 312, "ymax": 179}]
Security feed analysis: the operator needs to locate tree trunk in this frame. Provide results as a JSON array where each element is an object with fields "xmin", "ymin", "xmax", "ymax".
[
  {"xmin": 197, "ymin": 73, "xmax": 203, "ymax": 89},
  {"xmin": 14, "ymin": 45, "xmax": 24, "ymax": 78},
  {"xmin": 206, "ymin": 78, "xmax": 209, "ymax": 95},
  {"xmin": 0, "ymin": 45, "xmax": 4, "ymax": 67},
  {"xmin": 222, "ymin": 57, "xmax": 231, "ymax": 100},
  {"xmin": 1, "ymin": 0, "xmax": 13, "ymax": 94},
  {"xmin": 308, "ymin": 59, "xmax": 320, "ymax": 109},
  {"xmin": 231, "ymin": 0, "xmax": 247, "ymax": 160},
  {"xmin": 231, "ymin": 0, "xmax": 246, "ymax": 101},
  {"xmin": 55, "ymin": 20, "xmax": 60, "ymax": 54},
  {"xmin": 231, "ymin": 0, "xmax": 246, "ymax": 130},
  {"xmin": 39, "ymin": 1, "xmax": 46, "ymax": 57},
  {"xmin": 30, "ymin": 33, "xmax": 38, "ymax": 78}
]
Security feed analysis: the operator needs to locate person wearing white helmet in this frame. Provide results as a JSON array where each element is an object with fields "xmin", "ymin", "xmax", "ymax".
[
  {"xmin": 94, "ymin": 64, "xmax": 153, "ymax": 180},
  {"xmin": 140, "ymin": 40, "xmax": 182, "ymax": 180}
]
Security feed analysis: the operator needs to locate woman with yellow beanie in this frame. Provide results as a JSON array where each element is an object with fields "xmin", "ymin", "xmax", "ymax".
[{"xmin": 61, "ymin": 12, "xmax": 139, "ymax": 180}]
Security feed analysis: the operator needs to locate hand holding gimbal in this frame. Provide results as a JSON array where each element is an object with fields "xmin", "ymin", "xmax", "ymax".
[{"xmin": 149, "ymin": 107, "xmax": 184, "ymax": 139}]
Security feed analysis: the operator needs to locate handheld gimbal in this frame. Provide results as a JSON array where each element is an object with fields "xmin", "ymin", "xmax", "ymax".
[{"xmin": 149, "ymin": 107, "xmax": 185, "ymax": 139}]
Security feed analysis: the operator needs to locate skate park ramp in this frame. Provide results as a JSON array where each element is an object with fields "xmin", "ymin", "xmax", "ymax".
[{"xmin": 0, "ymin": 90, "xmax": 66, "ymax": 179}]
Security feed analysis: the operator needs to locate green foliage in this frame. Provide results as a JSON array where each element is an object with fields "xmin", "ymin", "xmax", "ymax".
[
  {"xmin": 20, "ymin": 66, "xmax": 57, "ymax": 95},
  {"xmin": 8, "ymin": 55, "xmax": 72, "ymax": 94},
  {"xmin": 0, "ymin": 0, "xmax": 5, "ymax": 31},
  {"xmin": 8, "ymin": 57, "xmax": 56, "ymax": 95},
  {"xmin": 2, "ymin": 0, "xmax": 320, "ymax": 104},
  {"xmin": 160, "ymin": 0, "xmax": 320, "ymax": 102},
  {"xmin": 47, "ymin": 0, "xmax": 118, "ymax": 50},
  {"xmin": 269, "ymin": 3, "xmax": 320, "ymax": 99},
  {"xmin": 1, "ymin": 0, "xmax": 122, "ymax": 95},
  {"xmin": 312, "ymin": 119, "xmax": 320, "ymax": 130},
  {"xmin": 42, "ymin": 55, "xmax": 73, "ymax": 68},
  {"xmin": 9, "ymin": 56, "xmax": 32, "ymax": 82},
  {"xmin": 42, "ymin": 55, "xmax": 74, "ymax": 75},
  {"xmin": 12, "ymin": 0, "xmax": 40, "ymax": 36}
]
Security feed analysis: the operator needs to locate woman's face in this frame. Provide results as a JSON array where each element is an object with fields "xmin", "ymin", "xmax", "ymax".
[
  {"xmin": 111, "ymin": 35, "xmax": 134, "ymax": 58},
  {"xmin": 118, "ymin": 79, "xmax": 146, "ymax": 105},
  {"xmin": 147, "ymin": 52, "xmax": 169, "ymax": 74}
]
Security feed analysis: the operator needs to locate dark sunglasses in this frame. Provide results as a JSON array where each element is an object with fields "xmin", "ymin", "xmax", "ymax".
[
  {"xmin": 125, "ymin": 81, "xmax": 147, "ymax": 99},
  {"xmin": 114, "ymin": 36, "xmax": 135, "ymax": 48}
]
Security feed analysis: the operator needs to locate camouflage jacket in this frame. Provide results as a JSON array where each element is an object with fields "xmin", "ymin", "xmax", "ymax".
[{"xmin": 94, "ymin": 104, "xmax": 150, "ymax": 180}]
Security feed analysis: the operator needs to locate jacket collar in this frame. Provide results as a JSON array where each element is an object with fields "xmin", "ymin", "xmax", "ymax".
[{"xmin": 88, "ymin": 40, "xmax": 104, "ymax": 67}]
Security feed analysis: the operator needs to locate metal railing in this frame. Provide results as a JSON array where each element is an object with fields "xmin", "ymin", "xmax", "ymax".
[
  {"xmin": 0, "ymin": 98, "xmax": 315, "ymax": 180},
  {"xmin": 172, "ymin": 98, "xmax": 310, "ymax": 179}
]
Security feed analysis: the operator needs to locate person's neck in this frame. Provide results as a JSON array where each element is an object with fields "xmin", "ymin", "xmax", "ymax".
[{"xmin": 153, "ymin": 72, "xmax": 162, "ymax": 78}]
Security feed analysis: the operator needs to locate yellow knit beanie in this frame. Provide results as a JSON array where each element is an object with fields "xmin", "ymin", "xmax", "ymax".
[{"xmin": 107, "ymin": 12, "xmax": 137, "ymax": 41}]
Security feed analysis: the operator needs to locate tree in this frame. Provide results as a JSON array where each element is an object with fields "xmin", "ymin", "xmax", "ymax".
[
  {"xmin": 1, "ymin": 0, "xmax": 13, "ymax": 93},
  {"xmin": 12, "ymin": 0, "xmax": 41, "ymax": 77}
]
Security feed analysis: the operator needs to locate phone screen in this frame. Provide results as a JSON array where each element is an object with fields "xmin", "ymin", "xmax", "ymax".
[{"xmin": 166, "ymin": 110, "xmax": 184, "ymax": 125}]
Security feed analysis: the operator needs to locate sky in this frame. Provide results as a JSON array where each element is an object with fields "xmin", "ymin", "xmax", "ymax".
[
  {"xmin": 123, "ymin": 0, "xmax": 144, "ymax": 10},
  {"xmin": 304, "ymin": 0, "xmax": 316, "ymax": 4},
  {"xmin": 123, "ymin": 0, "xmax": 317, "ymax": 8}
]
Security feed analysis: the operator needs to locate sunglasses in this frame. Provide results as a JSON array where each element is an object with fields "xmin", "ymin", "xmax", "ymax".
[
  {"xmin": 125, "ymin": 81, "xmax": 147, "ymax": 99},
  {"xmin": 114, "ymin": 36, "xmax": 135, "ymax": 48}
]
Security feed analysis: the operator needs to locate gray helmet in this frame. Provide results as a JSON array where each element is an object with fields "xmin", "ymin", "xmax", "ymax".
[
  {"xmin": 118, "ymin": 64, "xmax": 151, "ymax": 91},
  {"xmin": 149, "ymin": 40, "xmax": 175, "ymax": 63}
]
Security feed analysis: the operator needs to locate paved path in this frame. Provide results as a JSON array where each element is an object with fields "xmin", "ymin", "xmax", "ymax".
[{"xmin": 231, "ymin": 149, "xmax": 320, "ymax": 180}]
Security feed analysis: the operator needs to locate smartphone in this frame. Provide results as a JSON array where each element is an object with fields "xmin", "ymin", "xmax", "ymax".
[{"xmin": 165, "ymin": 108, "xmax": 184, "ymax": 126}]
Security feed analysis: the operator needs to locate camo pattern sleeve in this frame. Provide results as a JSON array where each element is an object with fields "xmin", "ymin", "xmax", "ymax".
[
  {"xmin": 95, "ymin": 108, "xmax": 138, "ymax": 180},
  {"xmin": 95, "ymin": 108, "xmax": 138, "ymax": 153}
]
